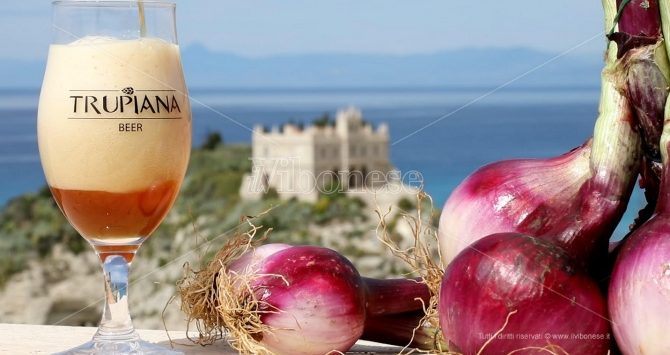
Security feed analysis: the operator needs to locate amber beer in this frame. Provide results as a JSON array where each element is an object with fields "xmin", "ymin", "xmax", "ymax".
[
  {"xmin": 38, "ymin": 37, "xmax": 191, "ymax": 251},
  {"xmin": 50, "ymin": 181, "xmax": 178, "ymax": 239}
]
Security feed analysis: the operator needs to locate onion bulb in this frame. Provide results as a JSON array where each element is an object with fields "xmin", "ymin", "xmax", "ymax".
[{"xmin": 179, "ymin": 242, "xmax": 431, "ymax": 355}]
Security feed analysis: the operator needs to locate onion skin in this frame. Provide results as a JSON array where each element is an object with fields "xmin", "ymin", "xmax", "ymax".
[
  {"xmin": 609, "ymin": 216, "xmax": 670, "ymax": 354},
  {"xmin": 227, "ymin": 244, "xmax": 432, "ymax": 355},
  {"xmin": 363, "ymin": 277, "xmax": 431, "ymax": 316},
  {"xmin": 236, "ymin": 245, "xmax": 367, "ymax": 355},
  {"xmin": 438, "ymin": 144, "xmax": 591, "ymax": 265},
  {"xmin": 440, "ymin": 233, "xmax": 611, "ymax": 354},
  {"xmin": 438, "ymin": 70, "xmax": 638, "ymax": 269},
  {"xmin": 624, "ymin": 48, "xmax": 667, "ymax": 163},
  {"xmin": 228, "ymin": 243, "xmax": 292, "ymax": 272}
]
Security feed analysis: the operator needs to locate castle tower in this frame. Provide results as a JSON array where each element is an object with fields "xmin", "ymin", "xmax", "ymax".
[{"xmin": 239, "ymin": 107, "xmax": 392, "ymax": 202}]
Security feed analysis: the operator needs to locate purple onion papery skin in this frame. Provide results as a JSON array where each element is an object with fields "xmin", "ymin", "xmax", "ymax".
[
  {"xmin": 438, "ymin": 144, "xmax": 591, "ymax": 266},
  {"xmin": 609, "ymin": 216, "xmax": 670, "ymax": 354},
  {"xmin": 439, "ymin": 233, "xmax": 611, "ymax": 355},
  {"xmin": 251, "ymin": 246, "xmax": 367, "ymax": 355}
]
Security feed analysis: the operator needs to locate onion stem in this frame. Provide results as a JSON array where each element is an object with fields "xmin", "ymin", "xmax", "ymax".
[
  {"xmin": 363, "ymin": 277, "xmax": 431, "ymax": 316},
  {"xmin": 361, "ymin": 312, "xmax": 449, "ymax": 351},
  {"xmin": 612, "ymin": 0, "xmax": 670, "ymax": 236},
  {"xmin": 614, "ymin": 0, "xmax": 661, "ymax": 39},
  {"xmin": 545, "ymin": 4, "xmax": 640, "ymax": 264}
]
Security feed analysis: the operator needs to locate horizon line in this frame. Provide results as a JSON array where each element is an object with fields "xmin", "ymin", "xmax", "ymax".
[
  {"xmin": 0, "ymin": 44, "xmax": 603, "ymax": 62},
  {"xmin": 0, "ymin": 84, "xmax": 602, "ymax": 93}
]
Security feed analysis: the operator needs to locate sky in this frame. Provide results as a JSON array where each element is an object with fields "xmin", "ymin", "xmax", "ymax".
[{"xmin": 0, "ymin": 0, "xmax": 606, "ymax": 61}]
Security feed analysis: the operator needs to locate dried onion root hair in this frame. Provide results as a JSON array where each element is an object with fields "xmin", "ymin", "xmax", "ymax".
[
  {"xmin": 375, "ymin": 191, "xmax": 447, "ymax": 353},
  {"xmin": 177, "ymin": 215, "xmax": 280, "ymax": 354}
]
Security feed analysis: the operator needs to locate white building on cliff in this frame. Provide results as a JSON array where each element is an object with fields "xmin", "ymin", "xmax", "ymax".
[{"xmin": 240, "ymin": 107, "xmax": 408, "ymax": 202}]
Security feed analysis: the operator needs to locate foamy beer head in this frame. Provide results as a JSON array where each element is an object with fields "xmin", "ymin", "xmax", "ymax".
[
  {"xmin": 39, "ymin": 36, "xmax": 191, "ymax": 192},
  {"xmin": 38, "ymin": 37, "xmax": 191, "ymax": 239}
]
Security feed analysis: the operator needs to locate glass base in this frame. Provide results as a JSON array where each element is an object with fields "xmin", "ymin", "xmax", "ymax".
[{"xmin": 54, "ymin": 337, "xmax": 184, "ymax": 355}]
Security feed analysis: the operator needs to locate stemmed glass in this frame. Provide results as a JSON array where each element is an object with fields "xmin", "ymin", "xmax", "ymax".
[{"xmin": 37, "ymin": 1, "xmax": 191, "ymax": 353}]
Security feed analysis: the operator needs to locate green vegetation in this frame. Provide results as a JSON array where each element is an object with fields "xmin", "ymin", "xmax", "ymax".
[
  {"xmin": 200, "ymin": 131, "xmax": 224, "ymax": 151},
  {"xmin": 178, "ymin": 143, "xmax": 251, "ymax": 215},
  {"xmin": 311, "ymin": 112, "xmax": 334, "ymax": 127},
  {"xmin": 0, "ymin": 187, "xmax": 82, "ymax": 286},
  {"xmin": 397, "ymin": 197, "xmax": 415, "ymax": 211},
  {"xmin": 263, "ymin": 187, "xmax": 279, "ymax": 200},
  {"xmin": 312, "ymin": 183, "xmax": 366, "ymax": 225},
  {"xmin": 0, "ymin": 139, "xmax": 372, "ymax": 287}
]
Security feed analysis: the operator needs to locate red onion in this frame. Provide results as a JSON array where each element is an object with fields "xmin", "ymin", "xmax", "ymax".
[
  {"xmin": 438, "ymin": 88, "xmax": 638, "ymax": 268},
  {"xmin": 438, "ymin": 1, "xmax": 642, "ymax": 269},
  {"xmin": 609, "ymin": 204, "xmax": 670, "ymax": 353},
  {"xmin": 179, "ymin": 242, "xmax": 432, "ymax": 355},
  {"xmin": 440, "ymin": 233, "xmax": 611, "ymax": 354},
  {"xmin": 608, "ymin": 4, "xmax": 670, "ymax": 352},
  {"xmin": 230, "ymin": 244, "xmax": 366, "ymax": 355},
  {"xmin": 438, "ymin": 144, "xmax": 591, "ymax": 264},
  {"xmin": 439, "ymin": 71, "xmax": 639, "ymax": 269}
]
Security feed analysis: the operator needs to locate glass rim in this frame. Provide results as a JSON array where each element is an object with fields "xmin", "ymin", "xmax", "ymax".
[{"xmin": 52, "ymin": 1, "xmax": 175, "ymax": 8}]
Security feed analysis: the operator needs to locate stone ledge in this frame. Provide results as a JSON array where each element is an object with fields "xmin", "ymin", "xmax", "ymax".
[{"xmin": 0, "ymin": 323, "xmax": 402, "ymax": 354}]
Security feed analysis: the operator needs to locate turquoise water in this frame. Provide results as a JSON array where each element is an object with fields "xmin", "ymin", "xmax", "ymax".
[{"xmin": 0, "ymin": 86, "xmax": 643, "ymax": 239}]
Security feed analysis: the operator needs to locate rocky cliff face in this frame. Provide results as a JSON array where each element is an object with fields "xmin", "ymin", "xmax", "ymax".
[
  {"xmin": 0, "ymin": 234, "xmax": 194, "ymax": 330},
  {"xmin": 0, "ymin": 207, "xmax": 427, "ymax": 331}
]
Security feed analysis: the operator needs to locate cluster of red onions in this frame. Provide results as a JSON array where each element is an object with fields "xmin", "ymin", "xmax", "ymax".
[{"xmin": 436, "ymin": 0, "xmax": 670, "ymax": 354}]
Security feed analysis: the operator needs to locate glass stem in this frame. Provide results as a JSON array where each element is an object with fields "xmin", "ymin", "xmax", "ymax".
[{"xmin": 93, "ymin": 254, "xmax": 139, "ymax": 342}]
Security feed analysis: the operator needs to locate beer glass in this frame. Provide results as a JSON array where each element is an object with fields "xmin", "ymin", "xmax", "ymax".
[{"xmin": 38, "ymin": 1, "xmax": 191, "ymax": 353}]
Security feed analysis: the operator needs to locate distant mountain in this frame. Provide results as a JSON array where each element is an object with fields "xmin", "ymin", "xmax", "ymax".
[
  {"xmin": 181, "ymin": 44, "xmax": 603, "ymax": 88},
  {"xmin": 0, "ymin": 43, "xmax": 603, "ymax": 89}
]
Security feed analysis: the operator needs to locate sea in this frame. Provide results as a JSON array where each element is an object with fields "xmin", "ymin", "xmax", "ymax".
[{"xmin": 0, "ymin": 86, "xmax": 644, "ymax": 240}]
